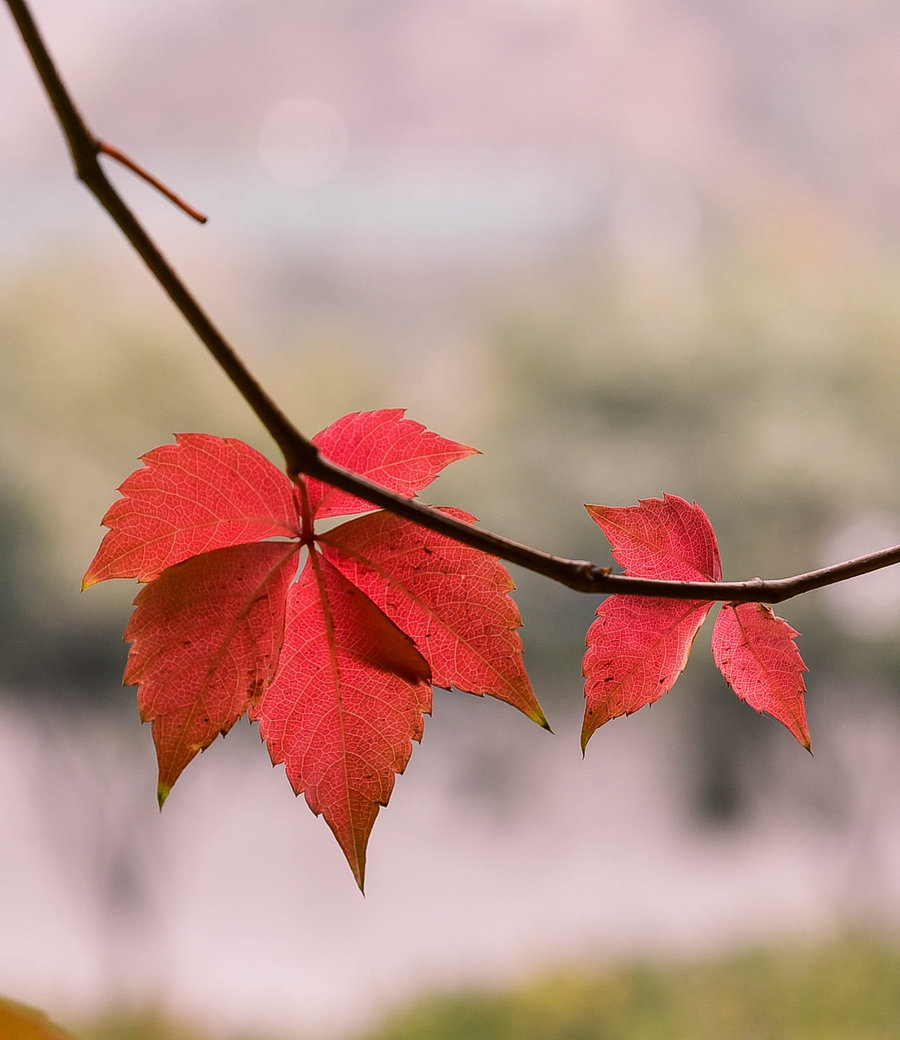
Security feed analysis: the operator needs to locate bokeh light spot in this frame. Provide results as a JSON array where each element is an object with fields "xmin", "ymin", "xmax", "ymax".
[{"xmin": 258, "ymin": 97, "xmax": 348, "ymax": 189}]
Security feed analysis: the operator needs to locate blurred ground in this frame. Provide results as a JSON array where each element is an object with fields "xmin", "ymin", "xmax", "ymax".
[
  {"xmin": 2, "ymin": 1, "xmax": 900, "ymax": 1037},
  {"xmin": 355, "ymin": 935, "xmax": 900, "ymax": 1040}
]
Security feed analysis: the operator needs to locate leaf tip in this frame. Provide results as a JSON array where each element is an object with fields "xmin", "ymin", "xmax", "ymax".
[
  {"xmin": 157, "ymin": 783, "xmax": 171, "ymax": 810},
  {"xmin": 579, "ymin": 723, "xmax": 594, "ymax": 756},
  {"xmin": 527, "ymin": 703, "xmax": 552, "ymax": 732},
  {"xmin": 347, "ymin": 852, "xmax": 367, "ymax": 893}
]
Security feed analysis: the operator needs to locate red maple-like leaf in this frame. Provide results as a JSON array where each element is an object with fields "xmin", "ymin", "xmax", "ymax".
[
  {"xmin": 84, "ymin": 410, "xmax": 546, "ymax": 888},
  {"xmin": 583, "ymin": 494, "xmax": 810, "ymax": 751},
  {"xmin": 712, "ymin": 601, "xmax": 810, "ymax": 751}
]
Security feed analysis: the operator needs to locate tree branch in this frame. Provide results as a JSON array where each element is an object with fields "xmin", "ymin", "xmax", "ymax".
[{"xmin": 8, "ymin": 0, "xmax": 900, "ymax": 605}]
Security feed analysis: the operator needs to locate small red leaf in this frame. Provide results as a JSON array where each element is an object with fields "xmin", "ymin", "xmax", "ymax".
[
  {"xmin": 320, "ymin": 507, "xmax": 548, "ymax": 727},
  {"xmin": 582, "ymin": 596, "xmax": 712, "ymax": 749},
  {"xmin": 586, "ymin": 494, "xmax": 722, "ymax": 582},
  {"xmin": 124, "ymin": 541, "xmax": 298, "ymax": 801},
  {"xmin": 712, "ymin": 601, "xmax": 811, "ymax": 750},
  {"xmin": 252, "ymin": 552, "xmax": 432, "ymax": 889},
  {"xmin": 83, "ymin": 434, "xmax": 299, "ymax": 586},
  {"xmin": 582, "ymin": 494, "xmax": 720, "ymax": 748},
  {"xmin": 306, "ymin": 409, "xmax": 478, "ymax": 519}
]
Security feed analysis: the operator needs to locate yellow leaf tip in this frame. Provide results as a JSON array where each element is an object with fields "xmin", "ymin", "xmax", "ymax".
[
  {"xmin": 350, "ymin": 861, "xmax": 366, "ymax": 893},
  {"xmin": 157, "ymin": 784, "xmax": 171, "ymax": 809}
]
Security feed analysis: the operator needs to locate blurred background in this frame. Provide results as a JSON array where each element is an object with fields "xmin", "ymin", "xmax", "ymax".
[{"xmin": 2, "ymin": 0, "xmax": 900, "ymax": 1037}]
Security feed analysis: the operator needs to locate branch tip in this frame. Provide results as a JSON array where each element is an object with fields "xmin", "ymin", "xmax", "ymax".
[{"xmin": 98, "ymin": 140, "xmax": 208, "ymax": 224}]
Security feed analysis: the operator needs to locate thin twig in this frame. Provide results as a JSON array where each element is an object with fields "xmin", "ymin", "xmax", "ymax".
[
  {"xmin": 98, "ymin": 141, "xmax": 208, "ymax": 223},
  {"xmin": 288, "ymin": 455, "xmax": 900, "ymax": 601},
  {"xmin": 7, "ymin": 0, "xmax": 900, "ymax": 605}
]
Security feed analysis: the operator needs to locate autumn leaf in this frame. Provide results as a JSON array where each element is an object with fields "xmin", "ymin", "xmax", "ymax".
[
  {"xmin": 124, "ymin": 541, "xmax": 298, "ymax": 802},
  {"xmin": 0, "ymin": 997, "xmax": 79, "ymax": 1040},
  {"xmin": 319, "ymin": 507, "xmax": 544, "ymax": 721},
  {"xmin": 583, "ymin": 494, "xmax": 810, "ymax": 750},
  {"xmin": 306, "ymin": 407, "xmax": 479, "ymax": 519},
  {"xmin": 582, "ymin": 496, "xmax": 719, "ymax": 749},
  {"xmin": 251, "ymin": 552, "xmax": 432, "ymax": 887},
  {"xmin": 582, "ymin": 595, "xmax": 712, "ymax": 748},
  {"xmin": 712, "ymin": 601, "xmax": 811, "ymax": 751},
  {"xmin": 84, "ymin": 410, "xmax": 545, "ymax": 888},
  {"xmin": 585, "ymin": 495, "xmax": 723, "ymax": 584},
  {"xmin": 82, "ymin": 433, "xmax": 300, "ymax": 586}
]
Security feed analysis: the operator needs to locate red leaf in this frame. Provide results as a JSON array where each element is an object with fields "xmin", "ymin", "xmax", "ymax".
[
  {"xmin": 582, "ymin": 596, "xmax": 712, "ymax": 749},
  {"xmin": 584, "ymin": 494, "xmax": 812, "ymax": 752},
  {"xmin": 319, "ymin": 507, "xmax": 548, "ymax": 726},
  {"xmin": 251, "ymin": 554, "xmax": 432, "ymax": 889},
  {"xmin": 585, "ymin": 494, "xmax": 722, "ymax": 582},
  {"xmin": 582, "ymin": 495, "xmax": 720, "ymax": 748},
  {"xmin": 712, "ymin": 602, "xmax": 811, "ymax": 750},
  {"xmin": 306, "ymin": 408, "xmax": 478, "ymax": 519},
  {"xmin": 124, "ymin": 541, "xmax": 297, "ymax": 802},
  {"xmin": 84, "ymin": 411, "xmax": 541, "ymax": 886},
  {"xmin": 83, "ymin": 433, "xmax": 300, "ymax": 586}
]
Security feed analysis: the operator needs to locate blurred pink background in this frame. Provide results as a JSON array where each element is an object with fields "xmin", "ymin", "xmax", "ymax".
[{"xmin": 2, "ymin": 1, "xmax": 900, "ymax": 1036}]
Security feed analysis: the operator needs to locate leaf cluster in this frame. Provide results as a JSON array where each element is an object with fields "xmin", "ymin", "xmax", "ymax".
[{"xmin": 85, "ymin": 414, "xmax": 808, "ymax": 885}]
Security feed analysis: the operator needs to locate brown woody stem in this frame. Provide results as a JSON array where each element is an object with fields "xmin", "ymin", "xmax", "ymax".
[{"xmin": 7, "ymin": 0, "xmax": 900, "ymax": 605}]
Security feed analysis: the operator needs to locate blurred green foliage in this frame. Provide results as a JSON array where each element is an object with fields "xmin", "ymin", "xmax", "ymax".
[
  {"xmin": 81, "ymin": 1007, "xmax": 270, "ymax": 1040},
  {"xmin": 48, "ymin": 935, "xmax": 900, "ymax": 1039},
  {"xmin": 356, "ymin": 934, "xmax": 900, "ymax": 1040}
]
